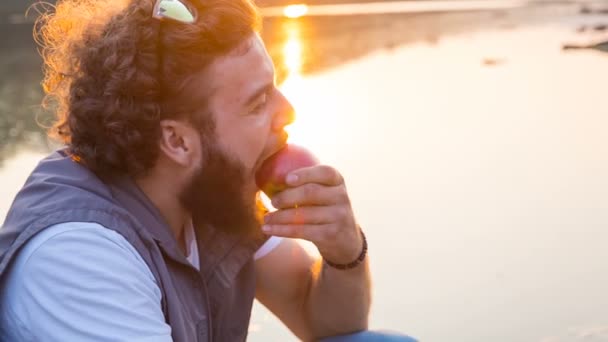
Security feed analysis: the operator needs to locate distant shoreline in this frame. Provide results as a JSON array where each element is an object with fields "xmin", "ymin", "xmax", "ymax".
[
  {"xmin": 1, "ymin": 0, "xmax": 601, "ymax": 24},
  {"xmin": 260, "ymin": 0, "xmax": 531, "ymax": 17}
]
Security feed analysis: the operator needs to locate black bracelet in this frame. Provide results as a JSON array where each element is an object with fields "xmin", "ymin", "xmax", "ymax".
[{"xmin": 324, "ymin": 227, "xmax": 368, "ymax": 270}]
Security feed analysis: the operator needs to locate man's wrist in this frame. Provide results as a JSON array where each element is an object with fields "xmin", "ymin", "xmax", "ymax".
[{"xmin": 324, "ymin": 227, "xmax": 367, "ymax": 270}]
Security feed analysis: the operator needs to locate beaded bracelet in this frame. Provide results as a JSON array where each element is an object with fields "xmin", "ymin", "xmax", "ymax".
[{"xmin": 324, "ymin": 227, "xmax": 368, "ymax": 270}]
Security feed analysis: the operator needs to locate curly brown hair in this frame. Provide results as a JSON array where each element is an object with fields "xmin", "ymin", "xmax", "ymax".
[{"xmin": 35, "ymin": 0, "xmax": 260, "ymax": 178}]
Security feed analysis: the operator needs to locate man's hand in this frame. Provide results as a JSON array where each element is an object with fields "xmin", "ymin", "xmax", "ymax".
[
  {"xmin": 256, "ymin": 164, "xmax": 371, "ymax": 339},
  {"xmin": 262, "ymin": 165, "xmax": 362, "ymax": 265}
]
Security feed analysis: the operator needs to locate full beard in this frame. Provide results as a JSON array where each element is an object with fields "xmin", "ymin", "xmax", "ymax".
[{"xmin": 179, "ymin": 141, "xmax": 265, "ymax": 236}]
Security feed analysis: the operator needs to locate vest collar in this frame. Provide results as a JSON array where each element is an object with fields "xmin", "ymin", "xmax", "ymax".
[{"xmin": 108, "ymin": 176, "xmax": 193, "ymax": 268}]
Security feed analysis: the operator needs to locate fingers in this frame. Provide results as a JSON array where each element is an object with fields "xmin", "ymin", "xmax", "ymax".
[
  {"xmin": 271, "ymin": 183, "xmax": 348, "ymax": 209},
  {"xmin": 272, "ymin": 165, "xmax": 349, "ymax": 209},
  {"xmin": 286, "ymin": 165, "xmax": 344, "ymax": 187},
  {"xmin": 263, "ymin": 164, "xmax": 360, "ymax": 258},
  {"xmin": 262, "ymin": 223, "xmax": 337, "ymax": 241},
  {"xmin": 264, "ymin": 206, "xmax": 337, "ymax": 225}
]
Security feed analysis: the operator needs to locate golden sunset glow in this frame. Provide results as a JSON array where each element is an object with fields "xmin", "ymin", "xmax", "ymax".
[
  {"xmin": 279, "ymin": 21, "xmax": 309, "ymax": 147},
  {"xmin": 282, "ymin": 34, "xmax": 302, "ymax": 78},
  {"xmin": 283, "ymin": 4, "xmax": 309, "ymax": 18},
  {"xmin": 278, "ymin": 20, "xmax": 343, "ymax": 155}
]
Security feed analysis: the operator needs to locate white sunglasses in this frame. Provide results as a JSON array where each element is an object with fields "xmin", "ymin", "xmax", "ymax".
[{"xmin": 153, "ymin": 0, "xmax": 197, "ymax": 24}]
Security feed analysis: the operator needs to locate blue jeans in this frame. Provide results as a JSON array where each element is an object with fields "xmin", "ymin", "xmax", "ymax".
[{"xmin": 320, "ymin": 330, "xmax": 417, "ymax": 342}]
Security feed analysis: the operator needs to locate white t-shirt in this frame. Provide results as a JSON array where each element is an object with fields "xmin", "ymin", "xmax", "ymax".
[{"xmin": 0, "ymin": 222, "xmax": 282, "ymax": 341}]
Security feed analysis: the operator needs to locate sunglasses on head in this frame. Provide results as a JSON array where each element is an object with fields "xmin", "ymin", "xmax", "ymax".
[{"xmin": 153, "ymin": 0, "xmax": 197, "ymax": 23}]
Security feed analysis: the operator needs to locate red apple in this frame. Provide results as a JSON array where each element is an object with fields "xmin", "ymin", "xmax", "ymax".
[{"xmin": 255, "ymin": 144, "xmax": 319, "ymax": 198}]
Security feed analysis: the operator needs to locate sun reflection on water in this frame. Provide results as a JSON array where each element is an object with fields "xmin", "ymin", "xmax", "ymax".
[
  {"xmin": 279, "ymin": 21, "xmax": 307, "ymax": 146},
  {"xmin": 278, "ymin": 20, "xmax": 328, "ymax": 153}
]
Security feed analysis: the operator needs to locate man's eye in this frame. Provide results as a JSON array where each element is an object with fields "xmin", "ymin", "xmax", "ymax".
[{"xmin": 250, "ymin": 94, "xmax": 268, "ymax": 115}]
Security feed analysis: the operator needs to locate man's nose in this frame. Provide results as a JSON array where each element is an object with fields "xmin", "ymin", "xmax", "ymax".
[{"xmin": 272, "ymin": 90, "xmax": 296, "ymax": 132}]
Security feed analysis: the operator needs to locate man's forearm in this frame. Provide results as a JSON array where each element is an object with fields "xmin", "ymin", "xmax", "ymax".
[{"xmin": 304, "ymin": 257, "xmax": 372, "ymax": 339}]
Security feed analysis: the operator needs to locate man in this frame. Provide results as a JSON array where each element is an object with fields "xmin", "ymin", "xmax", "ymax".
[{"xmin": 0, "ymin": 0, "xmax": 414, "ymax": 341}]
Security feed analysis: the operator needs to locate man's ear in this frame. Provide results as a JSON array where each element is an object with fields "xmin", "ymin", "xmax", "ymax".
[{"xmin": 159, "ymin": 119, "xmax": 199, "ymax": 167}]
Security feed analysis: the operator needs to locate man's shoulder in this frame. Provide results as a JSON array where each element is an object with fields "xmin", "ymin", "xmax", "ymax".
[
  {"xmin": 8, "ymin": 222, "xmax": 143, "ymax": 270},
  {"xmin": 18, "ymin": 221, "xmax": 135, "ymax": 259},
  {"xmin": 2, "ymin": 221, "xmax": 157, "ymax": 292},
  {"xmin": 0, "ymin": 221, "xmax": 169, "ymax": 341}
]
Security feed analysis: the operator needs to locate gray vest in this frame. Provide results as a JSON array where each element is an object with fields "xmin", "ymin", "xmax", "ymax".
[{"xmin": 0, "ymin": 149, "xmax": 268, "ymax": 341}]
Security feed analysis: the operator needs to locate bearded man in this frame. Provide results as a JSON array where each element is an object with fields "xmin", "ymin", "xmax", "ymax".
[{"xmin": 0, "ymin": 0, "xmax": 415, "ymax": 341}]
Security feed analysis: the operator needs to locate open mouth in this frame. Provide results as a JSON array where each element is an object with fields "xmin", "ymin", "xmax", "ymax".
[{"xmin": 254, "ymin": 132, "xmax": 289, "ymax": 173}]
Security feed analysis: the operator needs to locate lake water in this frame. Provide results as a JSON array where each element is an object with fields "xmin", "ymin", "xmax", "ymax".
[{"xmin": 1, "ymin": 2, "xmax": 608, "ymax": 341}]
